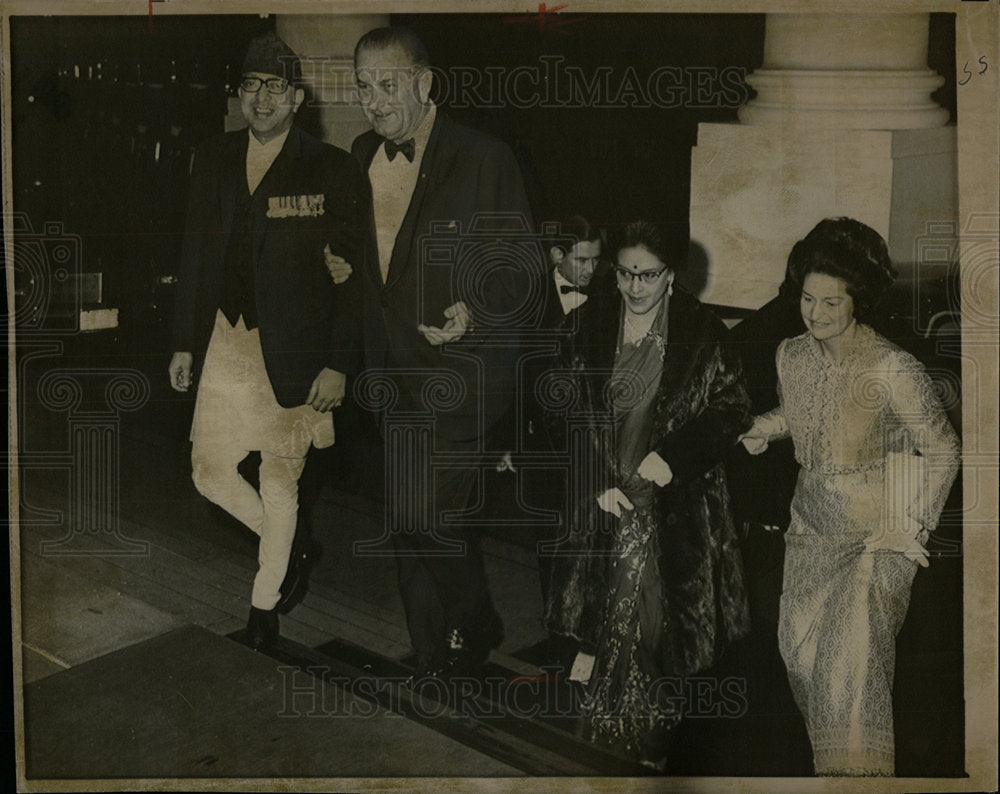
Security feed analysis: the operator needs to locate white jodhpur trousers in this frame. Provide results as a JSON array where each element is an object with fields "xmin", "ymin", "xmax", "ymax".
[{"xmin": 189, "ymin": 311, "xmax": 334, "ymax": 610}]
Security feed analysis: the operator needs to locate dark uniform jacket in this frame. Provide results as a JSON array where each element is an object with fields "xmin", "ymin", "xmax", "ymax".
[{"xmin": 172, "ymin": 124, "xmax": 366, "ymax": 408}]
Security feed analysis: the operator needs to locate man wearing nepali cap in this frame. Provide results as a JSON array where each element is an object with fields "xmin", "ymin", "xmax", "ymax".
[{"xmin": 169, "ymin": 31, "xmax": 366, "ymax": 650}]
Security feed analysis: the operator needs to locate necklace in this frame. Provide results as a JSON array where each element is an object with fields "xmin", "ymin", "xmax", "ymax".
[{"xmin": 623, "ymin": 306, "xmax": 657, "ymax": 345}]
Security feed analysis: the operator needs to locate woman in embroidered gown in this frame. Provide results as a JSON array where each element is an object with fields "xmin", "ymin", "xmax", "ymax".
[
  {"xmin": 544, "ymin": 221, "xmax": 752, "ymax": 768},
  {"xmin": 742, "ymin": 218, "xmax": 960, "ymax": 776}
]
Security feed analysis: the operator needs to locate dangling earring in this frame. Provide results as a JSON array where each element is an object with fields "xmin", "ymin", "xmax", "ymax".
[{"xmin": 667, "ymin": 279, "xmax": 674, "ymax": 296}]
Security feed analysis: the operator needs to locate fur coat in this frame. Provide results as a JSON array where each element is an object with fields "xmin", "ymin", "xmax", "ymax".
[{"xmin": 544, "ymin": 286, "xmax": 753, "ymax": 678}]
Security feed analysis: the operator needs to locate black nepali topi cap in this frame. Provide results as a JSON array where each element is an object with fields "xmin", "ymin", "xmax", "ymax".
[{"xmin": 242, "ymin": 31, "xmax": 302, "ymax": 83}]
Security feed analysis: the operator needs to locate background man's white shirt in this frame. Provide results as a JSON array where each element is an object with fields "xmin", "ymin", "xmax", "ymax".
[{"xmin": 554, "ymin": 268, "xmax": 588, "ymax": 314}]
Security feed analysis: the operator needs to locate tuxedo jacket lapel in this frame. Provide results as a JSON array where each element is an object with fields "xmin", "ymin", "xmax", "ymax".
[
  {"xmin": 541, "ymin": 272, "xmax": 563, "ymax": 329},
  {"xmin": 361, "ymin": 177, "xmax": 381, "ymax": 288},
  {"xmin": 356, "ymin": 134, "xmax": 394, "ymax": 288},
  {"xmin": 352, "ymin": 136, "xmax": 382, "ymax": 289}
]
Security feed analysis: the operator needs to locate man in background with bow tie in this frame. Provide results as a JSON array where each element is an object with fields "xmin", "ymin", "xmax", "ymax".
[
  {"xmin": 344, "ymin": 26, "xmax": 536, "ymax": 680},
  {"xmin": 516, "ymin": 215, "xmax": 605, "ymax": 469},
  {"xmin": 542, "ymin": 215, "xmax": 605, "ymax": 329},
  {"xmin": 519, "ymin": 215, "xmax": 606, "ymax": 670}
]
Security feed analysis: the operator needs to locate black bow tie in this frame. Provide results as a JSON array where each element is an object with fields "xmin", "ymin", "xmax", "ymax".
[
  {"xmin": 560, "ymin": 284, "xmax": 584, "ymax": 295},
  {"xmin": 384, "ymin": 138, "xmax": 415, "ymax": 163}
]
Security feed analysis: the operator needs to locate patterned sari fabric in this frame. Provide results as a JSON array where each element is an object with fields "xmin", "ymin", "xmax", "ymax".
[
  {"xmin": 774, "ymin": 325, "xmax": 960, "ymax": 776},
  {"xmin": 585, "ymin": 299, "xmax": 678, "ymax": 754},
  {"xmin": 544, "ymin": 288, "xmax": 752, "ymax": 762}
]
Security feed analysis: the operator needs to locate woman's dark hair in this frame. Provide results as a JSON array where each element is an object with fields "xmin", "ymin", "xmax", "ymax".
[
  {"xmin": 783, "ymin": 217, "xmax": 896, "ymax": 321},
  {"xmin": 613, "ymin": 220, "xmax": 687, "ymax": 271}
]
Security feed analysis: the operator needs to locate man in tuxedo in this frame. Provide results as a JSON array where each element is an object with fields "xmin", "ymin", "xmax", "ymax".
[
  {"xmin": 540, "ymin": 216, "xmax": 604, "ymax": 329},
  {"xmin": 527, "ymin": 218, "xmax": 604, "ymax": 557},
  {"xmin": 528, "ymin": 214, "xmax": 605, "ymax": 434},
  {"xmin": 168, "ymin": 32, "xmax": 365, "ymax": 650},
  {"xmin": 520, "ymin": 215, "xmax": 606, "ymax": 671},
  {"xmin": 346, "ymin": 26, "xmax": 535, "ymax": 678}
]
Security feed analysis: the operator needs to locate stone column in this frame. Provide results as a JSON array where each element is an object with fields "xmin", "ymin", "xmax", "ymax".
[
  {"xmin": 690, "ymin": 13, "xmax": 956, "ymax": 311},
  {"xmin": 276, "ymin": 15, "xmax": 388, "ymax": 150},
  {"xmin": 740, "ymin": 14, "xmax": 948, "ymax": 130}
]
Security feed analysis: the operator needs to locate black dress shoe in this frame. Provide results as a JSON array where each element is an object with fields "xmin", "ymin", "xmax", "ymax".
[
  {"xmin": 275, "ymin": 537, "xmax": 322, "ymax": 614},
  {"xmin": 246, "ymin": 606, "xmax": 279, "ymax": 651},
  {"xmin": 405, "ymin": 649, "xmax": 452, "ymax": 693},
  {"xmin": 438, "ymin": 628, "xmax": 475, "ymax": 678},
  {"xmin": 440, "ymin": 626, "xmax": 497, "ymax": 679},
  {"xmin": 438, "ymin": 603, "xmax": 506, "ymax": 678}
]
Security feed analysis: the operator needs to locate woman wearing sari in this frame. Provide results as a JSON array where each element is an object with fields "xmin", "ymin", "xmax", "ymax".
[
  {"xmin": 544, "ymin": 221, "xmax": 752, "ymax": 769},
  {"xmin": 741, "ymin": 218, "xmax": 961, "ymax": 776}
]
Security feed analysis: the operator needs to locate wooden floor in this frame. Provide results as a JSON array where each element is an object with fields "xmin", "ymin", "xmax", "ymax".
[
  {"xmin": 16, "ymin": 434, "xmax": 547, "ymax": 682},
  {"xmin": 23, "ymin": 625, "xmax": 528, "ymax": 780},
  {"xmin": 10, "ymin": 343, "xmax": 967, "ymax": 786}
]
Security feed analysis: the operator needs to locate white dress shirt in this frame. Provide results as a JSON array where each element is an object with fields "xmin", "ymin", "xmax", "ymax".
[
  {"xmin": 553, "ymin": 269, "xmax": 588, "ymax": 315},
  {"xmin": 369, "ymin": 104, "xmax": 437, "ymax": 282}
]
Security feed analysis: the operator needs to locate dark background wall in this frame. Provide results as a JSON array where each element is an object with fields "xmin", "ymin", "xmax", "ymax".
[
  {"xmin": 396, "ymin": 13, "xmax": 764, "ymax": 233},
  {"xmin": 9, "ymin": 15, "xmax": 272, "ymax": 347},
  {"xmin": 8, "ymin": 12, "xmax": 956, "ymax": 351}
]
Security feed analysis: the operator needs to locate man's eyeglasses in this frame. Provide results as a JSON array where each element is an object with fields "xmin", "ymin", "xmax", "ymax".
[
  {"xmin": 614, "ymin": 266, "xmax": 670, "ymax": 285},
  {"xmin": 240, "ymin": 77, "xmax": 291, "ymax": 95}
]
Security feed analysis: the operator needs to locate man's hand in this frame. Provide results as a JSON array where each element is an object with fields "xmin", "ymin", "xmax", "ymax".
[
  {"xmin": 323, "ymin": 244, "xmax": 353, "ymax": 284},
  {"xmin": 418, "ymin": 301, "xmax": 470, "ymax": 346},
  {"xmin": 637, "ymin": 451, "xmax": 673, "ymax": 486},
  {"xmin": 596, "ymin": 488, "xmax": 635, "ymax": 518},
  {"xmin": 169, "ymin": 352, "xmax": 194, "ymax": 392},
  {"xmin": 307, "ymin": 368, "xmax": 347, "ymax": 412}
]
